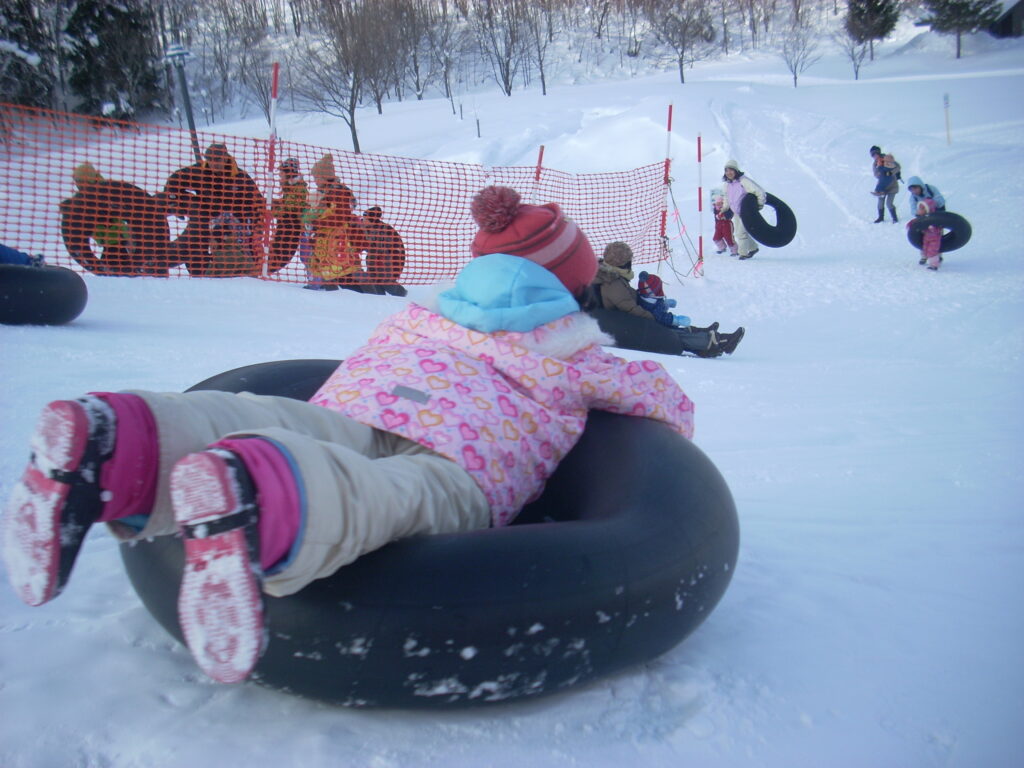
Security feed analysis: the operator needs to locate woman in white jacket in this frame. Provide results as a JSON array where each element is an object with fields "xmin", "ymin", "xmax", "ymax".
[{"xmin": 719, "ymin": 159, "xmax": 767, "ymax": 260}]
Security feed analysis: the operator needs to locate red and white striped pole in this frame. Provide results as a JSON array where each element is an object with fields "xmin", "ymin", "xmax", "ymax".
[
  {"xmin": 267, "ymin": 61, "xmax": 280, "ymax": 173},
  {"xmin": 696, "ymin": 133, "xmax": 704, "ymax": 276},
  {"xmin": 661, "ymin": 105, "xmax": 672, "ymax": 260},
  {"xmin": 262, "ymin": 62, "xmax": 281, "ymax": 277},
  {"xmin": 531, "ymin": 145, "xmax": 545, "ymax": 204}
]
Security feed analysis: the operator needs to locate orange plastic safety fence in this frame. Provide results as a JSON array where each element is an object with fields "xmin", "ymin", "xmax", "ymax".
[{"xmin": 0, "ymin": 103, "xmax": 667, "ymax": 286}]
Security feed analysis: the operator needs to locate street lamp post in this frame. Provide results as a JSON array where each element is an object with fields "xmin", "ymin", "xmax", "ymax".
[{"xmin": 165, "ymin": 43, "xmax": 202, "ymax": 163}]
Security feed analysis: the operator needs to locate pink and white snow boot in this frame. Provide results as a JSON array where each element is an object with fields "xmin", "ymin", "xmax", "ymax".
[
  {"xmin": 2, "ymin": 397, "xmax": 115, "ymax": 606},
  {"xmin": 171, "ymin": 449, "xmax": 267, "ymax": 684}
]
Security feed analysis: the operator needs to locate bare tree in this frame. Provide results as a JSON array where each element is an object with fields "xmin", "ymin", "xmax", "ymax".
[
  {"xmin": 620, "ymin": 0, "xmax": 648, "ymax": 58},
  {"xmin": 236, "ymin": 42, "xmax": 274, "ymax": 124},
  {"xmin": 523, "ymin": 0, "xmax": 558, "ymax": 95},
  {"xmin": 645, "ymin": 0, "xmax": 717, "ymax": 84},
  {"xmin": 832, "ymin": 24, "xmax": 869, "ymax": 80},
  {"xmin": 360, "ymin": 1, "xmax": 403, "ymax": 114},
  {"xmin": 738, "ymin": 0, "xmax": 759, "ymax": 47},
  {"xmin": 393, "ymin": 0, "xmax": 439, "ymax": 101},
  {"xmin": 471, "ymin": 0, "xmax": 527, "ymax": 96},
  {"xmin": 736, "ymin": 0, "xmax": 777, "ymax": 48},
  {"xmin": 426, "ymin": 0, "xmax": 471, "ymax": 113},
  {"xmin": 715, "ymin": 0, "xmax": 733, "ymax": 54},
  {"xmin": 223, "ymin": 1, "xmax": 274, "ymax": 122},
  {"xmin": 288, "ymin": 0, "xmax": 312, "ymax": 35},
  {"xmin": 291, "ymin": 0, "xmax": 370, "ymax": 152},
  {"xmin": 588, "ymin": 0, "xmax": 614, "ymax": 39},
  {"xmin": 776, "ymin": 12, "xmax": 821, "ymax": 86}
]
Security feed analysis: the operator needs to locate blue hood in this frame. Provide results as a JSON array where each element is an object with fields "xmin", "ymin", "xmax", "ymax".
[
  {"xmin": 906, "ymin": 176, "xmax": 923, "ymax": 188},
  {"xmin": 437, "ymin": 253, "xmax": 580, "ymax": 333}
]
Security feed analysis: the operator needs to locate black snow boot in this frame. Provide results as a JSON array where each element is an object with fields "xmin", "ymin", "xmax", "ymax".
[
  {"xmin": 719, "ymin": 327, "xmax": 745, "ymax": 355},
  {"xmin": 675, "ymin": 326, "xmax": 721, "ymax": 357},
  {"xmin": 873, "ymin": 214, "xmax": 884, "ymax": 223}
]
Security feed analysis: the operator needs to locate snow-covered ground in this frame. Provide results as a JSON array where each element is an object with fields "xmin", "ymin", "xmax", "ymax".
[{"xmin": 2, "ymin": 27, "xmax": 1023, "ymax": 768}]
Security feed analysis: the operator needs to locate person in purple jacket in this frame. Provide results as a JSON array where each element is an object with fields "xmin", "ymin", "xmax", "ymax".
[{"xmin": 719, "ymin": 159, "xmax": 767, "ymax": 260}]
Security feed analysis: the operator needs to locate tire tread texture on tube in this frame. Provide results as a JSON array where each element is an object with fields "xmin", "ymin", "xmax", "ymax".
[{"xmin": 120, "ymin": 359, "xmax": 740, "ymax": 709}]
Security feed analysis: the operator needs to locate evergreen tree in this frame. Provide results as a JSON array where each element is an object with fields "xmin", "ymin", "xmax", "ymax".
[
  {"xmin": 65, "ymin": 0, "xmax": 163, "ymax": 119},
  {"xmin": 0, "ymin": 0, "xmax": 56, "ymax": 109},
  {"xmin": 923, "ymin": 0, "xmax": 1002, "ymax": 58},
  {"xmin": 845, "ymin": 0, "xmax": 900, "ymax": 61}
]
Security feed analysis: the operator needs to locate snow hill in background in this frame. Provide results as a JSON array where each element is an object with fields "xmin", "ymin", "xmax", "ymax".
[{"xmin": 1, "ymin": 25, "xmax": 1023, "ymax": 768}]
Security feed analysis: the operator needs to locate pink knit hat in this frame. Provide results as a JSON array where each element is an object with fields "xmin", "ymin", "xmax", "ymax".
[{"xmin": 469, "ymin": 186, "xmax": 597, "ymax": 297}]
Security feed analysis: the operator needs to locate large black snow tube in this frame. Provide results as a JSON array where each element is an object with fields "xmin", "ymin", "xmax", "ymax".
[
  {"xmin": 907, "ymin": 211, "xmax": 972, "ymax": 253},
  {"xmin": 587, "ymin": 308, "xmax": 709, "ymax": 356},
  {"xmin": 0, "ymin": 264, "xmax": 88, "ymax": 325},
  {"xmin": 740, "ymin": 192, "xmax": 797, "ymax": 248},
  {"xmin": 121, "ymin": 359, "xmax": 740, "ymax": 709}
]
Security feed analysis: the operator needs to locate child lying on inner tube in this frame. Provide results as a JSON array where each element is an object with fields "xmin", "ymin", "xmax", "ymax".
[{"xmin": 2, "ymin": 185, "xmax": 696, "ymax": 685}]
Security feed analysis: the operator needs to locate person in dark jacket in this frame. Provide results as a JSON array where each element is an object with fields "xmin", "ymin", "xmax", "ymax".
[
  {"xmin": 267, "ymin": 157, "xmax": 308, "ymax": 274},
  {"xmin": 590, "ymin": 241, "xmax": 743, "ymax": 357},
  {"xmin": 361, "ymin": 206, "xmax": 407, "ymax": 296},
  {"xmin": 869, "ymin": 145, "xmax": 900, "ymax": 223},
  {"xmin": 159, "ymin": 143, "xmax": 266, "ymax": 276},
  {"xmin": 60, "ymin": 163, "xmax": 170, "ymax": 276}
]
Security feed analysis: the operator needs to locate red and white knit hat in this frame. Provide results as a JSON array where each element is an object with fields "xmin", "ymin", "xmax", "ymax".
[
  {"xmin": 637, "ymin": 272, "xmax": 665, "ymax": 299},
  {"xmin": 469, "ymin": 186, "xmax": 597, "ymax": 297}
]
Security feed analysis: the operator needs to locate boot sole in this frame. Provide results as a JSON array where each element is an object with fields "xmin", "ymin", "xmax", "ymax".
[
  {"xmin": 172, "ymin": 451, "xmax": 265, "ymax": 684},
  {"xmin": 2, "ymin": 401, "xmax": 97, "ymax": 606}
]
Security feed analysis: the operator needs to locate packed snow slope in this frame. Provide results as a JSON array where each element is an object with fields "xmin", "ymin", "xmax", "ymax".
[{"xmin": 1, "ymin": 28, "xmax": 1023, "ymax": 768}]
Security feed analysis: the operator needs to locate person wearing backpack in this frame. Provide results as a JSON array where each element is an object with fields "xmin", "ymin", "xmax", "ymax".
[
  {"xmin": 906, "ymin": 176, "xmax": 946, "ymax": 219},
  {"xmin": 869, "ymin": 146, "xmax": 901, "ymax": 223}
]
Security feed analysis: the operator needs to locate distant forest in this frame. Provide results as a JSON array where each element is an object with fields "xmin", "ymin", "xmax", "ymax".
[{"xmin": 0, "ymin": 1, "xmax": 1004, "ymax": 150}]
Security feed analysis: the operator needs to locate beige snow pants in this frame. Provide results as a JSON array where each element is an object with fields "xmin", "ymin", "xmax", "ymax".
[
  {"xmin": 732, "ymin": 212, "xmax": 757, "ymax": 257},
  {"xmin": 112, "ymin": 390, "xmax": 490, "ymax": 596}
]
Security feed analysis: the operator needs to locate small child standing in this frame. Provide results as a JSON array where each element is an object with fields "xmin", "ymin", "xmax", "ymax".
[
  {"xmin": 711, "ymin": 191, "xmax": 738, "ymax": 256},
  {"xmin": 637, "ymin": 271, "xmax": 691, "ymax": 328},
  {"xmin": 910, "ymin": 198, "xmax": 942, "ymax": 270}
]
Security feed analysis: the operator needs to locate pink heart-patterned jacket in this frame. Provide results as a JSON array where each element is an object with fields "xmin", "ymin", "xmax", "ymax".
[{"xmin": 309, "ymin": 304, "xmax": 695, "ymax": 526}]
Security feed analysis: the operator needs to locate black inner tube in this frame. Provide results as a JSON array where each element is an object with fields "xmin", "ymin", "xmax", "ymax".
[
  {"xmin": 740, "ymin": 192, "xmax": 797, "ymax": 248},
  {"xmin": 0, "ymin": 264, "xmax": 88, "ymax": 326},
  {"xmin": 906, "ymin": 211, "xmax": 972, "ymax": 253},
  {"xmin": 120, "ymin": 359, "xmax": 740, "ymax": 708}
]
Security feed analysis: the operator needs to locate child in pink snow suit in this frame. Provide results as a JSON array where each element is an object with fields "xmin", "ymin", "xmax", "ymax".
[
  {"xmin": 711, "ymin": 191, "xmax": 738, "ymax": 256},
  {"xmin": 2, "ymin": 185, "xmax": 695, "ymax": 686},
  {"xmin": 910, "ymin": 198, "xmax": 942, "ymax": 270}
]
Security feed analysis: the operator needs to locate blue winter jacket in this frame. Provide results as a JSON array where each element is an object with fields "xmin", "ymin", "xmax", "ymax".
[
  {"xmin": 906, "ymin": 176, "xmax": 946, "ymax": 217},
  {"xmin": 0, "ymin": 243, "xmax": 40, "ymax": 266}
]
